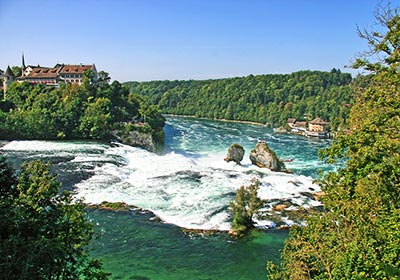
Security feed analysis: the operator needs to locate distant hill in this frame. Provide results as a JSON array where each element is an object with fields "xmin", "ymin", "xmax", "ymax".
[{"xmin": 124, "ymin": 69, "xmax": 353, "ymax": 130}]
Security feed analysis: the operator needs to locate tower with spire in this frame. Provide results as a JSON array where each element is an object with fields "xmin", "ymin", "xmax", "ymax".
[{"xmin": 21, "ymin": 52, "xmax": 26, "ymax": 77}]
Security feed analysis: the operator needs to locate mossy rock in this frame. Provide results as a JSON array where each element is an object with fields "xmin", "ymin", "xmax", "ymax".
[{"xmin": 98, "ymin": 201, "xmax": 130, "ymax": 211}]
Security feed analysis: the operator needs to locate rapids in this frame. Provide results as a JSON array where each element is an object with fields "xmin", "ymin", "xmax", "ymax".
[{"xmin": 0, "ymin": 116, "xmax": 332, "ymax": 231}]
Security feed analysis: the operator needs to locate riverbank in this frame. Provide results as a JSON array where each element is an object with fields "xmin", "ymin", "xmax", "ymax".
[{"xmin": 165, "ymin": 114, "xmax": 268, "ymax": 127}]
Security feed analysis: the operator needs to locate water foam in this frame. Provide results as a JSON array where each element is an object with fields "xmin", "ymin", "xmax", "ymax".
[
  {"xmin": 2, "ymin": 118, "xmax": 327, "ymax": 231},
  {"xmin": 74, "ymin": 142, "xmax": 321, "ymax": 230}
]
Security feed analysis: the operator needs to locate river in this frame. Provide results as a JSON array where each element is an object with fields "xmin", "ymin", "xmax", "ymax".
[{"xmin": 0, "ymin": 116, "xmax": 332, "ymax": 279}]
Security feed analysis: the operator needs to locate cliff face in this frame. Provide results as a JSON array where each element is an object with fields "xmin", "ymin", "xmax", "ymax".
[
  {"xmin": 249, "ymin": 142, "xmax": 285, "ymax": 171},
  {"xmin": 112, "ymin": 130, "xmax": 156, "ymax": 153}
]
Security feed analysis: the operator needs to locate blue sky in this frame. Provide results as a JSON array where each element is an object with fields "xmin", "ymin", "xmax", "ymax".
[{"xmin": 0, "ymin": 0, "xmax": 382, "ymax": 82}]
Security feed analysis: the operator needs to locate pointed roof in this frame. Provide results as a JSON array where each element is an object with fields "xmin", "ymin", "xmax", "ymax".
[
  {"xmin": 22, "ymin": 52, "xmax": 26, "ymax": 69},
  {"xmin": 5, "ymin": 66, "xmax": 15, "ymax": 78},
  {"xmin": 310, "ymin": 118, "xmax": 329, "ymax": 125}
]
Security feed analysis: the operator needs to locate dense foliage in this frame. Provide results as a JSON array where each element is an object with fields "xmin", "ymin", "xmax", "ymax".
[
  {"xmin": 125, "ymin": 69, "xmax": 353, "ymax": 130},
  {"xmin": 229, "ymin": 179, "xmax": 263, "ymax": 235},
  {"xmin": 0, "ymin": 72, "xmax": 165, "ymax": 144},
  {"xmin": 267, "ymin": 4, "xmax": 400, "ymax": 279},
  {"xmin": 0, "ymin": 157, "xmax": 109, "ymax": 279}
]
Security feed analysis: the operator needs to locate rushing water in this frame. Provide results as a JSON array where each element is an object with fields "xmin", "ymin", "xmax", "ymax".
[{"xmin": 0, "ymin": 116, "xmax": 332, "ymax": 279}]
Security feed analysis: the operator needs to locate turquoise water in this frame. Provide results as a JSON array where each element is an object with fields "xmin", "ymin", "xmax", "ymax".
[
  {"xmin": 89, "ymin": 209, "xmax": 288, "ymax": 280},
  {"xmin": 0, "ymin": 116, "xmax": 332, "ymax": 279},
  {"xmin": 164, "ymin": 116, "xmax": 332, "ymax": 178}
]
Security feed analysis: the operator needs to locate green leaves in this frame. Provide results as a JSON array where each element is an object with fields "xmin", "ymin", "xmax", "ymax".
[
  {"xmin": 229, "ymin": 179, "xmax": 263, "ymax": 235},
  {"xmin": 0, "ymin": 159, "xmax": 109, "ymax": 279},
  {"xmin": 125, "ymin": 70, "xmax": 353, "ymax": 130},
  {"xmin": 1, "ymin": 74, "xmax": 165, "ymax": 144},
  {"xmin": 269, "ymin": 3, "xmax": 400, "ymax": 279}
]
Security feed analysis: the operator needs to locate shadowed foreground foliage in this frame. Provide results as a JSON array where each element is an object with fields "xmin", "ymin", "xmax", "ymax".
[{"xmin": 0, "ymin": 158, "xmax": 110, "ymax": 279}]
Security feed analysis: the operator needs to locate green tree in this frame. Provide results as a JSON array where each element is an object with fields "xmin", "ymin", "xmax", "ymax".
[
  {"xmin": 79, "ymin": 97, "xmax": 112, "ymax": 139},
  {"xmin": 124, "ymin": 69, "xmax": 353, "ymax": 130},
  {"xmin": 97, "ymin": 70, "xmax": 111, "ymax": 85},
  {"xmin": 11, "ymin": 66, "xmax": 22, "ymax": 77},
  {"xmin": 268, "ymin": 3, "xmax": 400, "ymax": 279},
  {"xmin": 0, "ymin": 72, "xmax": 165, "ymax": 145},
  {"xmin": 229, "ymin": 179, "xmax": 263, "ymax": 235},
  {"xmin": 0, "ymin": 159, "xmax": 109, "ymax": 279}
]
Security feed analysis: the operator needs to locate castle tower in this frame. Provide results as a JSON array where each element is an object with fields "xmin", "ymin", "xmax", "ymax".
[
  {"xmin": 21, "ymin": 52, "xmax": 26, "ymax": 77},
  {"xmin": 3, "ymin": 66, "xmax": 15, "ymax": 98}
]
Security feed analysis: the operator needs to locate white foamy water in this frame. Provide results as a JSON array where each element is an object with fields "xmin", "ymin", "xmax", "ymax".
[
  {"xmin": 72, "ymin": 143, "xmax": 321, "ymax": 230},
  {"xmin": 1, "ymin": 116, "xmax": 330, "ymax": 230}
]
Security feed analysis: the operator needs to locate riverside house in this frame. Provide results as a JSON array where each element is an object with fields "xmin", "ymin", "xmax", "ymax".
[{"xmin": 287, "ymin": 117, "xmax": 330, "ymax": 138}]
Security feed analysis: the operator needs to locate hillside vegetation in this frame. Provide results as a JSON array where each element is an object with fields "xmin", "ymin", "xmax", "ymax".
[
  {"xmin": 267, "ymin": 4, "xmax": 400, "ymax": 279},
  {"xmin": 125, "ymin": 69, "xmax": 353, "ymax": 130},
  {"xmin": 0, "ymin": 72, "xmax": 165, "ymax": 145}
]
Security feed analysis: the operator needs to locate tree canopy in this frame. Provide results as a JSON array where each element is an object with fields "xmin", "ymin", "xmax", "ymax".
[
  {"xmin": 229, "ymin": 179, "xmax": 263, "ymax": 236},
  {"xmin": 0, "ymin": 75, "xmax": 165, "ymax": 144},
  {"xmin": 267, "ymin": 3, "xmax": 400, "ymax": 279},
  {"xmin": 125, "ymin": 69, "xmax": 353, "ymax": 130},
  {"xmin": 0, "ymin": 157, "xmax": 110, "ymax": 279}
]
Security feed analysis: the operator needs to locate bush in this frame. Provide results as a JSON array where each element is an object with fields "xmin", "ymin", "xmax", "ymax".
[{"xmin": 229, "ymin": 179, "xmax": 263, "ymax": 236}]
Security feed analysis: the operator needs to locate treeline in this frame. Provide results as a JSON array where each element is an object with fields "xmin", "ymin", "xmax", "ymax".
[
  {"xmin": 0, "ymin": 72, "xmax": 165, "ymax": 144},
  {"xmin": 124, "ymin": 69, "xmax": 353, "ymax": 130}
]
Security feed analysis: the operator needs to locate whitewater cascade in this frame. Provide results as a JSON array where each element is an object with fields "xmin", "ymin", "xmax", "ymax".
[{"xmin": 1, "ymin": 117, "xmax": 330, "ymax": 231}]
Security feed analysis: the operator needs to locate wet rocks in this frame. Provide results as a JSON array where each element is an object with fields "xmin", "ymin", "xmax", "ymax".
[
  {"xmin": 224, "ymin": 143, "xmax": 245, "ymax": 164},
  {"xmin": 112, "ymin": 130, "xmax": 156, "ymax": 153},
  {"xmin": 91, "ymin": 201, "xmax": 131, "ymax": 211},
  {"xmin": 249, "ymin": 142, "xmax": 285, "ymax": 171}
]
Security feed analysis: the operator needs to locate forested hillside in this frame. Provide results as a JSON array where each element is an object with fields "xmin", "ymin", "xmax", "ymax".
[
  {"xmin": 0, "ymin": 72, "xmax": 165, "ymax": 144},
  {"xmin": 125, "ymin": 69, "xmax": 353, "ymax": 130}
]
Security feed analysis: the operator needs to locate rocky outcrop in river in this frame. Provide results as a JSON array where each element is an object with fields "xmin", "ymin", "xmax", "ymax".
[
  {"xmin": 224, "ymin": 144, "xmax": 245, "ymax": 164},
  {"xmin": 112, "ymin": 130, "xmax": 156, "ymax": 152},
  {"xmin": 249, "ymin": 142, "xmax": 285, "ymax": 171}
]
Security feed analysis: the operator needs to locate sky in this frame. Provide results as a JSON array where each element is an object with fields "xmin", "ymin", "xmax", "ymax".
[{"xmin": 0, "ymin": 0, "xmax": 384, "ymax": 82}]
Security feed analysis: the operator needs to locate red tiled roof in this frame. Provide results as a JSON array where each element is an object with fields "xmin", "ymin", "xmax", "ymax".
[
  {"xmin": 310, "ymin": 118, "xmax": 329, "ymax": 125},
  {"xmin": 24, "ymin": 66, "xmax": 60, "ymax": 78},
  {"xmin": 59, "ymin": 64, "xmax": 93, "ymax": 74}
]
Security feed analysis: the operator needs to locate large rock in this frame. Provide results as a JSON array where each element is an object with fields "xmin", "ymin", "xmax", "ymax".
[
  {"xmin": 249, "ymin": 142, "xmax": 284, "ymax": 171},
  {"xmin": 224, "ymin": 144, "xmax": 245, "ymax": 164},
  {"xmin": 112, "ymin": 130, "xmax": 156, "ymax": 152}
]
